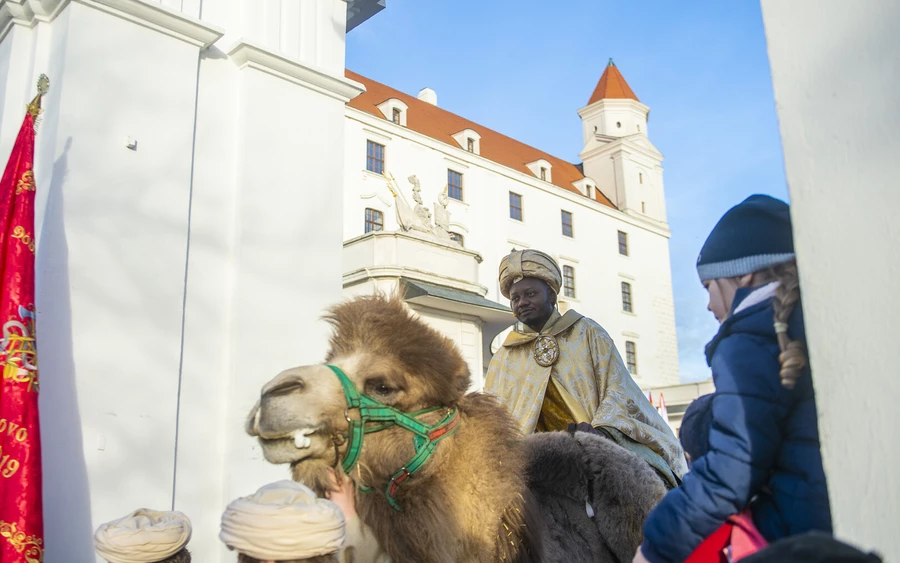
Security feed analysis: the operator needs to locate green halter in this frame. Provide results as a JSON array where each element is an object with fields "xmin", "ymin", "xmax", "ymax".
[{"xmin": 326, "ymin": 364, "xmax": 460, "ymax": 511}]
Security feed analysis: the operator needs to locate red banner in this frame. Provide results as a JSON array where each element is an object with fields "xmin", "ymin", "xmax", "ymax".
[{"xmin": 0, "ymin": 87, "xmax": 45, "ymax": 562}]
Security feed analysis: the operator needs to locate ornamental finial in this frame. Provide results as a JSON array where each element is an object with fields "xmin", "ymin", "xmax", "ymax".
[
  {"xmin": 608, "ymin": 58, "xmax": 615, "ymax": 67},
  {"xmin": 26, "ymin": 74, "xmax": 49, "ymax": 119}
]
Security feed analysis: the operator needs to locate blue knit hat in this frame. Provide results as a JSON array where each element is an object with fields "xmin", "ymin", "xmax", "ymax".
[{"xmin": 696, "ymin": 194, "xmax": 795, "ymax": 281}]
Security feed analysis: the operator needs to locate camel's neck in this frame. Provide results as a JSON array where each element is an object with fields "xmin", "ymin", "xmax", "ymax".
[{"xmin": 355, "ymin": 394, "xmax": 537, "ymax": 562}]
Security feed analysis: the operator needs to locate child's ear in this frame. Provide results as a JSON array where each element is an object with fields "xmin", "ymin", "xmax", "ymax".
[{"xmin": 739, "ymin": 273, "xmax": 755, "ymax": 288}]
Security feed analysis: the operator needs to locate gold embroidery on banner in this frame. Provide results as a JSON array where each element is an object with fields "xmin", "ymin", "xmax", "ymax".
[
  {"xmin": 15, "ymin": 171, "xmax": 34, "ymax": 195},
  {"xmin": 0, "ymin": 419, "xmax": 28, "ymax": 443},
  {"xmin": 12, "ymin": 226, "xmax": 35, "ymax": 254},
  {"xmin": 0, "ymin": 444, "xmax": 21, "ymax": 478},
  {"xmin": 0, "ymin": 307, "xmax": 39, "ymax": 393},
  {"xmin": 0, "ymin": 521, "xmax": 43, "ymax": 562}
]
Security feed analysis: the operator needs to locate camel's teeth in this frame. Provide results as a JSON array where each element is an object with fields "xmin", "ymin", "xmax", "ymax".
[{"xmin": 293, "ymin": 428, "xmax": 315, "ymax": 449}]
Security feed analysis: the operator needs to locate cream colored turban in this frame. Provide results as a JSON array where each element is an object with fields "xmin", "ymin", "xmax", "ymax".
[
  {"xmin": 94, "ymin": 509, "xmax": 192, "ymax": 563},
  {"xmin": 220, "ymin": 480, "xmax": 345, "ymax": 560},
  {"xmin": 498, "ymin": 249, "xmax": 562, "ymax": 299}
]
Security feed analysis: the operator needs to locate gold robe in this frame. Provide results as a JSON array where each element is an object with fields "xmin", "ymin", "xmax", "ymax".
[{"xmin": 485, "ymin": 310, "xmax": 688, "ymax": 483}]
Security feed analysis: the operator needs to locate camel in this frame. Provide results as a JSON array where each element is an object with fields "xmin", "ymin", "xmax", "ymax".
[{"xmin": 248, "ymin": 294, "xmax": 666, "ymax": 563}]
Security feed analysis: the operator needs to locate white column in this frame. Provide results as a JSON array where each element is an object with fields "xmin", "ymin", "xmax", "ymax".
[
  {"xmin": 174, "ymin": 6, "xmax": 361, "ymax": 559},
  {"xmin": 4, "ymin": 2, "xmax": 222, "ymax": 561},
  {"xmin": 761, "ymin": 1, "xmax": 900, "ymax": 559}
]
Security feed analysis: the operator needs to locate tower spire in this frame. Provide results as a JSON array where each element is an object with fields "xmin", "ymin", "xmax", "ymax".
[{"xmin": 587, "ymin": 59, "xmax": 638, "ymax": 105}]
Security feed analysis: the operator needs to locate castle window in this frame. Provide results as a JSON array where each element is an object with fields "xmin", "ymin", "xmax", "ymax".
[
  {"xmin": 509, "ymin": 192, "xmax": 523, "ymax": 221},
  {"xmin": 561, "ymin": 211, "xmax": 574, "ymax": 238},
  {"xmin": 366, "ymin": 141, "xmax": 385, "ymax": 174},
  {"xmin": 447, "ymin": 170, "xmax": 463, "ymax": 201},
  {"xmin": 616, "ymin": 121, "xmax": 622, "ymax": 128},
  {"xmin": 563, "ymin": 266, "xmax": 576, "ymax": 298},
  {"xmin": 618, "ymin": 231, "xmax": 628, "ymax": 256},
  {"xmin": 540, "ymin": 167, "xmax": 547, "ymax": 181},
  {"xmin": 467, "ymin": 138, "xmax": 475, "ymax": 153},
  {"xmin": 621, "ymin": 282, "xmax": 633, "ymax": 313},
  {"xmin": 449, "ymin": 232, "xmax": 464, "ymax": 246},
  {"xmin": 364, "ymin": 208, "xmax": 383, "ymax": 233},
  {"xmin": 376, "ymin": 99, "xmax": 408, "ymax": 126},
  {"xmin": 625, "ymin": 341, "xmax": 637, "ymax": 373}
]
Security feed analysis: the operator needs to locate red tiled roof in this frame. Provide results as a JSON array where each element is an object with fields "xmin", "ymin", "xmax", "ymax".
[
  {"xmin": 345, "ymin": 70, "xmax": 615, "ymax": 209},
  {"xmin": 587, "ymin": 59, "xmax": 639, "ymax": 105}
]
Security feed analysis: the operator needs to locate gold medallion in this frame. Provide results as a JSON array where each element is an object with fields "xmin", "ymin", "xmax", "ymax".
[{"xmin": 533, "ymin": 335, "xmax": 560, "ymax": 367}]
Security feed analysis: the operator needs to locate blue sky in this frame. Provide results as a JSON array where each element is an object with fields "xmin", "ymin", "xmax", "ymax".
[{"xmin": 346, "ymin": 1, "xmax": 788, "ymax": 382}]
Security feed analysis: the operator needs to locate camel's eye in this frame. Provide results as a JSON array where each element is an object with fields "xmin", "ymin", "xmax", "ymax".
[{"xmin": 365, "ymin": 379, "xmax": 398, "ymax": 399}]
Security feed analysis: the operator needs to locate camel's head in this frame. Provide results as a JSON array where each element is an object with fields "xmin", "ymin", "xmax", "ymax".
[{"xmin": 247, "ymin": 294, "xmax": 471, "ymax": 491}]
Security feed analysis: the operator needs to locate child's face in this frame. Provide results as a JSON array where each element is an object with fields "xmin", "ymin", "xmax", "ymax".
[
  {"xmin": 703, "ymin": 274, "xmax": 757, "ymax": 323},
  {"xmin": 703, "ymin": 278, "xmax": 739, "ymax": 323}
]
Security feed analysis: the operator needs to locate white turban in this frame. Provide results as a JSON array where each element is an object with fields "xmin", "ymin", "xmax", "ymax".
[
  {"xmin": 94, "ymin": 509, "xmax": 192, "ymax": 563},
  {"xmin": 498, "ymin": 249, "xmax": 562, "ymax": 299},
  {"xmin": 220, "ymin": 480, "xmax": 345, "ymax": 560}
]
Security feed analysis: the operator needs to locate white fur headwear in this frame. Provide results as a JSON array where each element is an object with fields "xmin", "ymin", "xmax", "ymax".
[
  {"xmin": 219, "ymin": 480, "xmax": 345, "ymax": 560},
  {"xmin": 94, "ymin": 509, "xmax": 192, "ymax": 563}
]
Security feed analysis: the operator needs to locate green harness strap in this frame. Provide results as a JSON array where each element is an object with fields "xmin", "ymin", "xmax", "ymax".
[{"xmin": 326, "ymin": 364, "xmax": 461, "ymax": 511}]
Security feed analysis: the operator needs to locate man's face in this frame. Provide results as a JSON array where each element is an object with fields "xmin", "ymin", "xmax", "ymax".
[{"xmin": 509, "ymin": 277, "xmax": 555, "ymax": 331}]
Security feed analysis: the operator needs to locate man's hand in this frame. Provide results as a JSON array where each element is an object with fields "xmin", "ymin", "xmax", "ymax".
[{"xmin": 325, "ymin": 469, "xmax": 357, "ymax": 519}]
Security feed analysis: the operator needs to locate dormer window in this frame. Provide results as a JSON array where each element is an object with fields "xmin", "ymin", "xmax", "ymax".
[
  {"xmin": 525, "ymin": 159, "xmax": 552, "ymax": 183},
  {"xmin": 452, "ymin": 129, "xmax": 481, "ymax": 155},
  {"xmin": 376, "ymin": 98, "xmax": 409, "ymax": 127},
  {"xmin": 572, "ymin": 177, "xmax": 596, "ymax": 199}
]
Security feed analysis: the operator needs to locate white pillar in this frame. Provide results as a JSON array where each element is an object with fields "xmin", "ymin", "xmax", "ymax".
[
  {"xmin": 760, "ymin": 1, "xmax": 900, "ymax": 559},
  {"xmin": 174, "ymin": 3, "xmax": 363, "ymax": 559},
  {"xmin": 0, "ymin": 0, "xmax": 362, "ymax": 560}
]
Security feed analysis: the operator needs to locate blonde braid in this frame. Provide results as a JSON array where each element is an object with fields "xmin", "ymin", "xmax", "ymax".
[{"xmin": 765, "ymin": 262, "xmax": 808, "ymax": 389}]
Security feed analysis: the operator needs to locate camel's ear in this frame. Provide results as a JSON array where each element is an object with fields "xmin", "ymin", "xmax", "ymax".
[{"xmin": 245, "ymin": 400, "xmax": 261, "ymax": 437}]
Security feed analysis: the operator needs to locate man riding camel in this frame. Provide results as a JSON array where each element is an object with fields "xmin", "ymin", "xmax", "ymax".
[{"xmin": 485, "ymin": 249, "xmax": 687, "ymax": 487}]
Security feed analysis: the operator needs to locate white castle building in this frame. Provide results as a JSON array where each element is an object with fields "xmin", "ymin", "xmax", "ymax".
[
  {"xmin": 0, "ymin": 0, "xmax": 678, "ymax": 560},
  {"xmin": 342, "ymin": 64, "xmax": 680, "ymax": 391}
]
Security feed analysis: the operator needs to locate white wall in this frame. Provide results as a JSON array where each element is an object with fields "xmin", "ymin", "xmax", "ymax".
[
  {"xmin": 760, "ymin": 1, "xmax": 900, "ymax": 559},
  {"xmin": 206, "ymin": 0, "xmax": 348, "ymax": 74},
  {"xmin": 174, "ymin": 44, "xmax": 356, "ymax": 560},
  {"xmin": 344, "ymin": 109, "xmax": 680, "ymax": 386},
  {"xmin": 22, "ymin": 6, "xmax": 205, "ymax": 561},
  {"xmin": 0, "ymin": 0, "xmax": 358, "ymax": 561}
]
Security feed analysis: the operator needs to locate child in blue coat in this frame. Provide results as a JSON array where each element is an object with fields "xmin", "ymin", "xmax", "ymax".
[{"xmin": 634, "ymin": 195, "xmax": 832, "ymax": 563}]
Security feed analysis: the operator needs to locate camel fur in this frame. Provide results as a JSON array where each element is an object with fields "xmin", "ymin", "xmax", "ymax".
[{"xmin": 248, "ymin": 294, "xmax": 666, "ymax": 563}]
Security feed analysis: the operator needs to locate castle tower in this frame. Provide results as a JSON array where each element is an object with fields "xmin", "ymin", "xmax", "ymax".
[{"xmin": 579, "ymin": 59, "xmax": 666, "ymax": 222}]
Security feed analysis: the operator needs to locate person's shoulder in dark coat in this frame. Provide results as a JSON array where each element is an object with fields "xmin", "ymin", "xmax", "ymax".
[{"xmin": 640, "ymin": 286, "xmax": 832, "ymax": 563}]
